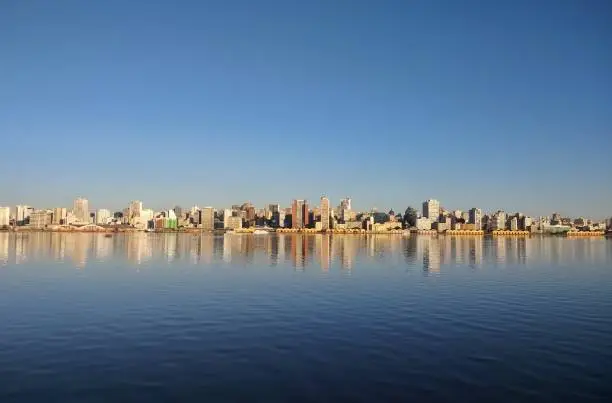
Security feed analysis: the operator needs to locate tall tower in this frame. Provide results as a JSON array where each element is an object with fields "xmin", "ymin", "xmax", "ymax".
[
  {"xmin": 320, "ymin": 196, "xmax": 330, "ymax": 230},
  {"xmin": 73, "ymin": 197, "xmax": 89, "ymax": 224},
  {"xmin": 202, "ymin": 207, "xmax": 215, "ymax": 231},
  {"xmin": 469, "ymin": 208, "xmax": 482, "ymax": 229},
  {"xmin": 291, "ymin": 200, "xmax": 305, "ymax": 229},
  {"xmin": 422, "ymin": 199, "xmax": 440, "ymax": 222}
]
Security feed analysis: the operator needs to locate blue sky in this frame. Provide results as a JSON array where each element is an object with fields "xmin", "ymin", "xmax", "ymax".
[{"xmin": 1, "ymin": 0, "xmax": 611, "ymax": 218}]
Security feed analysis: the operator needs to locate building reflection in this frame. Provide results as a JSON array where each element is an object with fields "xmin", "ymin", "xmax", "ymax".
[
  {"xmin": 0, "ymin": 233, "xmax": 8, "ymax": 266},
  {"xmin": 0, "ymin": 232, "xmax": 609, "ymax": 270}
]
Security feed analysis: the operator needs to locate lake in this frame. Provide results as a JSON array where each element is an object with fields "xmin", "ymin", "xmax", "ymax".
[{"xmin": 0, "ymin": 232, "xmax": 610, "ymax": 402}]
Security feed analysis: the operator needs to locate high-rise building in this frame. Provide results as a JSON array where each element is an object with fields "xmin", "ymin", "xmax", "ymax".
[
  {"xmin": 223, "ymin": 209, "xmax": 232, "ymax": 229},
  {"xmin": 422, "ymin": 199, "xmax": 440, "ymax": 222},
  {"xmin": 97, "ymin": 209, "xmax": 111, "ymax": 225},
  {"xmin": 15, "ymin": 205, "xmax": 33, "ymax": 226},
  {"xmin": 246, "ymin": 206, "xmax": 256, "ymax": 222},
  {"xmin": 0, "ymin": 206, "xmax": 10, "ymax": 227},
  {"xmin": 173, "ymin": 205, "xmax": 182, "ymax": 217},
  {"xmin": 340, "ymin": 197, "xmax": 352, "ymax": 211},
  {"xmin": 129, "ymin": 200, "xmax": 143, "ymax": 222},
  {"xmin": 468, "ymin": 208, "xmax": 482, "ymax": 229},
  {"xmin": 202, "ymin": 207, "xmax": 215, "ymax": 231},
  {"xmin": 73, "ymin": 197, "xmax": 89, "ymax": 223},
  {"xmin": 29, "ymin": 210, "xmax": 52, "ymax": 228},
  {"xmin": 320, "ymin": 196, "xmax": 330, "ymax": 230},
  {"xmin": 291, "ymin": 199, "xmax": 306, "ymax": 229},
  {"xmin": 52, "ymin": 207, "xmax": 67, "ymax": 225}
]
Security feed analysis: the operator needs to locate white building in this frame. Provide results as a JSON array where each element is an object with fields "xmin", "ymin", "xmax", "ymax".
[
  {"xmin": 469, "ymin": 208, "xmax": 482, "ymax": 229},
  {"xmin": 129, "ymin": 200, "xmax": 143, "ymax": 223},
  {"xmin": 226, "ymin": 215, "xmax": 242, "ymax": 230},
  {"xmin": 96, "ymin": 209, "xmax": 112, "ymax": 225},
  {"xmin": 15, "ymin": 205, "xmax": 33, "ymax": 226},
  {"xmin": 223, "ymin": 209, "xmax": 232, "ymax": 229},
  {"xmin": 0, "ymin": 206, "xmax": 10, "ymax": 227},
  {"xmin": 53, "ymin": 207, "xmax": 67, "ymax": 225},
  {"xmin": 422, "ymin": 199, "xmax": 440, "ymax": 222},
  {"xmin": 201, "ymin": 207, "xmax": 215, "ymax": 231},
  {"xmin": 73, "ymin": 197, "xmax": 89, "ymax": 224},
  {"xmin": 140, "ymin": 209, "xmax": 154, "ymax": 222},
  {"xmin": 416, "ymin": 217, "xmax": 432, "ymax": 230}
]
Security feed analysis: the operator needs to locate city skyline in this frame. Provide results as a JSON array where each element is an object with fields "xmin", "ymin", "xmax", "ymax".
[
  {"xmin": 1, "ymin": 1, "xmax": 611, "ymax": 217},
  {"xmin": 1, "ymin": 194, "xmax": 610, "ymax": 222}
]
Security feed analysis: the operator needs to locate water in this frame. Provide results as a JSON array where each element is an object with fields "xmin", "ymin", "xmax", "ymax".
[{"xmin": 0, "ymin": 232, "xmax": 611, "ymax": 402}]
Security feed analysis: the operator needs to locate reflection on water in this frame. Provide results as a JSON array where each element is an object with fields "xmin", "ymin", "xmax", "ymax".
[{"xmin": 0, "ymin": 232, "xmax": 610, "ymax": 272}]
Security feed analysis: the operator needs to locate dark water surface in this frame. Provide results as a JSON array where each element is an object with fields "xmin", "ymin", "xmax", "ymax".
[{"xmin": 1, "ymin": 233, "xmax": 611, "ymax": 402}]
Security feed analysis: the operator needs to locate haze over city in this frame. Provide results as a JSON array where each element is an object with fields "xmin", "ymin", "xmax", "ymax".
[{"xmin": 1, "ymin": 0, "xmax": 611, "ymax": 217}]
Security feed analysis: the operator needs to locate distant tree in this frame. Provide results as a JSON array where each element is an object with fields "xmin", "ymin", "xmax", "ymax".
[{"xmin": 404, "ymin": 207, "xmax": 418, "ymax": 227}]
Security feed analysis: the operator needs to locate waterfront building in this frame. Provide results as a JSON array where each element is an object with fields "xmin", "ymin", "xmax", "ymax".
[
  {"xmin": 15, "ymin": 205, "xmax": 34, "ymax": 226},
  {"xmin": 0, "ymin": 206, "xmax": 10, "ymax": 227},
  {"xmin": 173, "ymin": 206, "xmax": 182, "ymax": 217},
  {"xmin": 490, "ymin": 211, "xmax": 507, "ymax": 231},
  {"xmin": 320, "ymin": 196, "xmax": 330, "ymax": 230},
  {"xmin": 422, "ymin": 199, "xmax": 440, "ymax": 222},
  {"xmin": 29, "ymin": 210, "xmax": 52, "ymax": 228},
  {"xmin": 96, "ymin": 209, "xmax": 112, "ymax": 225},
  {"xmin": 201, "ymin": 207, "xmax": 215, "ymax": 230},
  {"xmin": 520, "ymin": 216, "xmax": 533, "ymax": 231},
  {"xmin": 128, "ymin": 200, "xmax": 143, "ymax": 223},
  {"xmin": 416, "ymin": 217, "xmax": 432, "ymax": 230},
  {"xmin": 340, "ymin": 197, "xmax": 352, "ymax": 211},
  {"xmin": 510, "ymin": 217, "xmax": 519, "ymax": 231},
  {"xmin": 223, "ymin": 209, "xmax": 232, "ymax": 229},
  {"xmin": 469, "ymin": 208, "xmax": 482, "ymax": 229},
  {"xmin": 52, "ymin": 207, "xmax": 67, "ymax": 225},
  {"xmin": 226, "ymin": 215, "xmax": 242, "ymax": 230},
  {"xmin": 291, "ymin": 199, "xmax": 307, "ymax": 229},
  {"xmin": 73, "ymin": 197, "xmax": 89, "ymax": 224}
]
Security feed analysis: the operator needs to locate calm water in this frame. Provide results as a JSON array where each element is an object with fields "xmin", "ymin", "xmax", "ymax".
[{"xmin": 0, "ymin": 232, "xmax": 611, "ymax": 402}]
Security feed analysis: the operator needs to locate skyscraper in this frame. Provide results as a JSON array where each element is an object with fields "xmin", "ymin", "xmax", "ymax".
[
  {"xmin": 73, "ymin": 197, "xmax": 89, "ymax": 223},
  {"xmin": 469, "ymin": 208, "xmax": 482, "ymax": 229},
  {"xmin": 223, "ymin": 209, "xmax": 232, "ymax": 229},
  {"xmin": 97, "ymin": 209, "xmax": 111, "ymax": 225},
  {"xmin": 320, "ymin": 196, "xmax": 330, "ymax": 230},
  {"xmin": 422, "ymin": 199, "xmax": 440, "ymax": 222},
  {"xmin": 0, "ymin": 206, "xmax": 10, "ymax": 227},
  {"xmin": 129, "ymin": 200, "xmax": 143, "ymax": 222},
  {"xmin": 15, "ymin": 205, "xmax": 33, "ymax": 226},
  {"xmin": 291, "ymin": 199, "xmax": 306, "ymax": 229},
  {"xmin": 202, "ymin": 207, "xmax": 215, "ymax": 231},
  {"xmin": 52, "ymin": 207, "xmax": 67, "ymax": 225}
]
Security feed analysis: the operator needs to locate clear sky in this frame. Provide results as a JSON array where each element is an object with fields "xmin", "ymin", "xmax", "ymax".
[{"xmin": 1, "ymin": 0, "xmax": 611, "ymax": 218}]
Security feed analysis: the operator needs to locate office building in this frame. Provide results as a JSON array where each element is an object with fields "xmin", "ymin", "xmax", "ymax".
[
  {"xmin": 140, "ymin": 209, "xmax": 154, "ymax": 222},
  {"xmin": 510, "ymin": 216, "xmax": 519, "ymax": 231},
  {"xmin": 422, "ymin": 199, "xmax": 440, "ymax": 222},
  {"xmin": 226, "ymin": 216, "xmax": 242, "ymax": 230},
  {"xmin": 29, "ymin": 210, "xmax": 52, "ymax": 228},
  {"xmin": 223, "ymin": 209, "xmax": 232, "ymax": 229},
  {"xmin": 52, "ymin": 207, "xmax": 67, "ymax": 225},
  {"xmin": 416, "ymin": 217, "xmax": 432, "ymax": 230},
  {"xmin": 340, "ymin": 197, "xmax": 352, "ymax": 211},
  {"xmin": 97, "ymin": 209, "xmax": 111, "ymax": 225},
  {"xmin": 320, "ymin": 196, "xmax": 330, "ymax": 230},
  {"xmin": 73, "ymin": 197, "xmax": 89, "ymax": 223},
  {"xmin": 15, "ymin": 205, "xmax": 33, "ymax": 226},
  {"xmin": 129, "ymin": 200, "xmax": 143, "ymax": 223},
  {"xmin": 291, "ymin": 200, "xmax": 304, "ymax": 229},
  {"xmin": 469, "ymin": 208, "xmax": 482, "ymax": 229},
  {"xmin": 201, "ymin": 207, "xmax": 215, "ymax": 230},
  {"xmin": 0, "ymin": 206, "xmax": 10, "ymax": 227}
]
